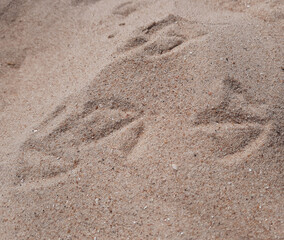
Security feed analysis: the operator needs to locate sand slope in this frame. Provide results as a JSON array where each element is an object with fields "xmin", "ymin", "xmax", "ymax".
[{"xmin": 0, "ymin": 0, "xmax": 283, "ymax": 239}]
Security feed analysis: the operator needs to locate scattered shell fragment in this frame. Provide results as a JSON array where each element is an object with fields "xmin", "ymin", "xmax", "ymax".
[{"xmin": 171, "ymin": 164, "xmax": 178, "ymax": 170}]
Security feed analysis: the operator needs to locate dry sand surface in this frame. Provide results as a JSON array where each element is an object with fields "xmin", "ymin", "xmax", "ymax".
[{"xmin": 0, "ymin": 0, "xmax": 283, "ymax": 239}]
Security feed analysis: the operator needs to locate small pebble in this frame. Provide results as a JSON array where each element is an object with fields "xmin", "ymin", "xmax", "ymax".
[{"xmin": 172, "ymin": 164, "xmax": 178, "ymax": 170}]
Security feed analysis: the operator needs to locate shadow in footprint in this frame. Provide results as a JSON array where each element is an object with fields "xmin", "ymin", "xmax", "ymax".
[
  {"xmin": 17, "ymin": 96, "xmax": 143, "ymax": 184},
  {"xmin": 71, "ymin": 0, "xmax": 101, "ymax": 6},
  {"xmin": 191, "ymin": 77, "xmax": 271, "ymax": 164},
  {"xmin": 112, "ymin": 1, "xmax": 137, "ymax": 17},
  {"xmin": 117, "ymin": 14, "xmax": 208, "ymax": 56}
]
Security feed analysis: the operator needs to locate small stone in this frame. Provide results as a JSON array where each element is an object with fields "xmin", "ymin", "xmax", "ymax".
[
  {"xmin": 172, "ymin": 164, "xmax": 178, "ymax": 170},
  {"xmin": 249, "ymin": 168, "xmax": 252, "ymax": 172}
]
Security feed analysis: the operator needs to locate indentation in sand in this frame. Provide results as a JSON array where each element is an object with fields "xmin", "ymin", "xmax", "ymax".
[
  {"xmin": 112, "ymin": 1, "xmax": 137, "ymax": 17},
  {"xmin": 144, "ymin": 36, "xmax": 185, "ymax": 55},
  {"xmin": 71, "ymin": 0, "xmax": 101, "ymax": 6},
  {"xmin": 118, "ymin": 14, "xmax": 208, "ymax": 56},
  {"xmin": 191, "ymin": 77, "xmax": 271, "ymax": 164},
  {"xmin": 17, "ymin": 96, "xmax": 143, "ymax": 184}
]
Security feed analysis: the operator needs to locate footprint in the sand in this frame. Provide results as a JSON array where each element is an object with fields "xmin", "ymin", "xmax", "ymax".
[
  {"xmin": 112, "ymin": 1, "xmax": 138, "ymax": 17},
  {"xmin": 118, "ymin": 14, "xmax": 208, "ymax": 56},
  {"xmin": 16, "ymin": 96, "xmax": 144, "ymax": 184},
  {"xmin": 190, "ymin": 77, "xmax": 271, "ymax": 164},
  {"xmin": 71, "ymin": 0, "xmax": 101, "ymax": 6}
]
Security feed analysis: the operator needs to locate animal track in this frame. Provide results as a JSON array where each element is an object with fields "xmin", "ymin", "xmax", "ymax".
[
  {"xmin": 71, "ymin": 0, "xmax": 101, "ymax": 6},
  {"xmin": 144, "ymin": 36, "xmax": 185, "ymax": 55},
  {"xmin": 190, "ymin": 123, "xmax": 263, "ymax": 160},
  {"xmin": 17, "ymin": 96, "xmax": 143, "ymax": 184},
  {"xmin": 118, "ymin": 14, "xmax": 208, "ymax": 56},
  {"xmin": 122, "ymin": 36, "xmax": 148, "ymax": 51},
  {"xmin": 142, "ymin": 14, "xmax": 183, "ymax": 35},
  {"xmin": 194, "ymin": 77, "xmax": 269, "ymax": 125},
  {"xmin": 191, "ymin": 77, "xmax": 271, "ymax": 164},
  {"xmin": 112, "ymin": 1, "xmax": 137, "ymax": 17}
]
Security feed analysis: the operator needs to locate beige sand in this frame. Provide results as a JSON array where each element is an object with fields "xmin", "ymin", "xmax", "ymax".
[{"xmin": 0, "ymin": 0, "xmax": 283, "ymax": 239}]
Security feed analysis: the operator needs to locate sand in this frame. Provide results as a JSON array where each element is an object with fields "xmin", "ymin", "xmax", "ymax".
[{"xmin": 0, "ymin": 0, "xmax": 283, "ymax": 239}]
